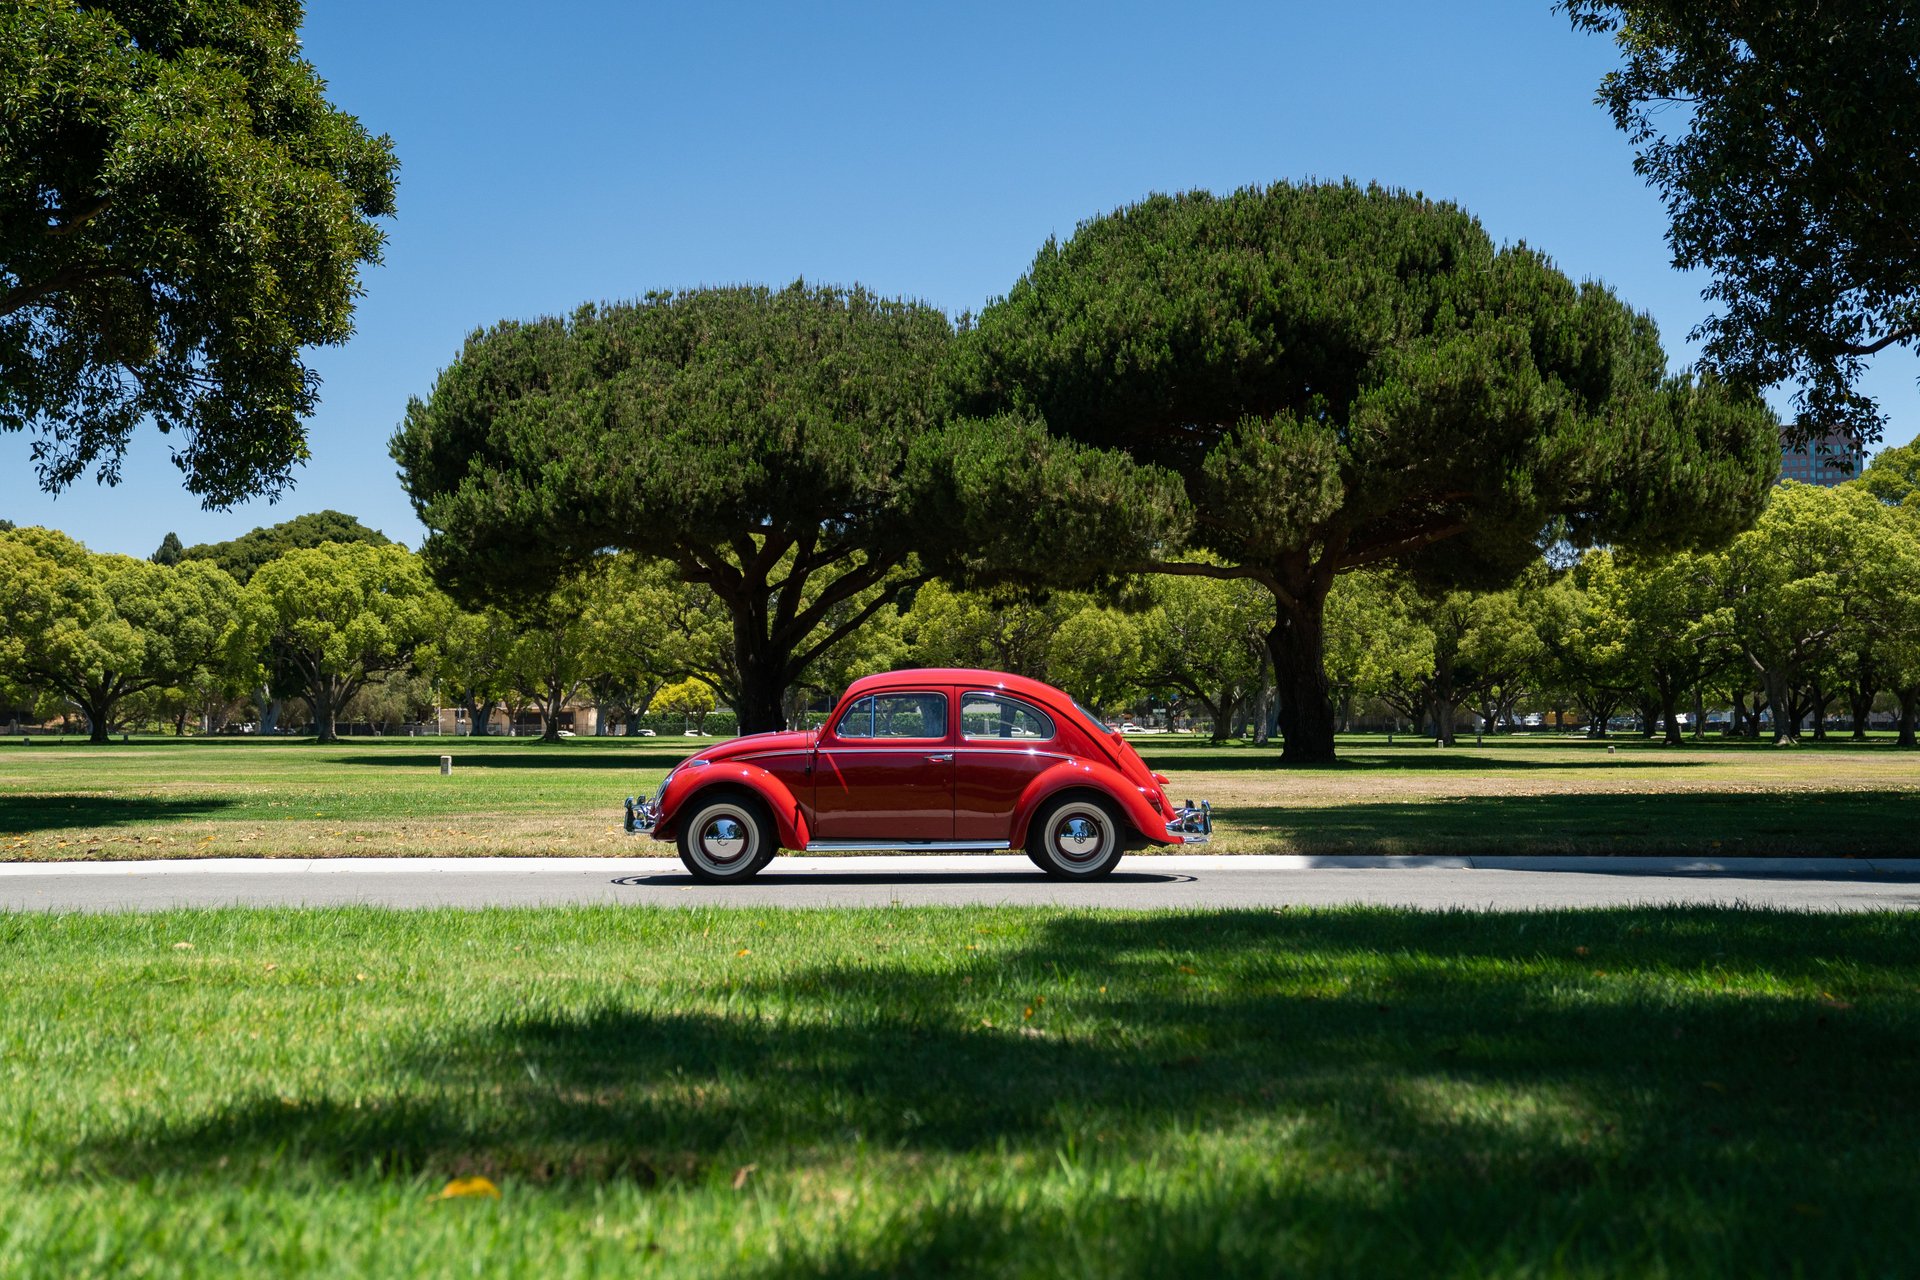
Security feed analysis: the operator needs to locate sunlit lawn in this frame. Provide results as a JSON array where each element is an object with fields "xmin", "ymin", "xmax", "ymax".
[
  {"xmin": 2, "ymin": 732, "xmax": 1918, "ymax": 860},
  {"xmin": 1, "ymin": 904, "xmax": 1914, "ymax": 1278}
]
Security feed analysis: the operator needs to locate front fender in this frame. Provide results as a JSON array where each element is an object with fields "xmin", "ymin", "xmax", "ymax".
[
  {"xmin": 1010, "ymin": 759, "xmax": 1177, "ymax": 849},
  {"xmin": 654, "ymin": 762, "xmax": 811, "ymax": 851}
]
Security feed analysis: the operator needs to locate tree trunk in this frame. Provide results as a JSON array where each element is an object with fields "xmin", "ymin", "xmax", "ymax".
[
  {"xmin": 78, "ymin": 695, "xmax": 112, "ymax": 745},
  {"xmin": 1660, "ymin": 686, "xmax": 1683, "ymax": 745},
  {"xmin": 1897, "ymin": 687, "xmax": 1918, "ymax": 747},
  {"xmin": 1266, "ymin": 595, "xmax": 1336, "ymax": 765},
  {"xmin": 1848, "ymin": 687, "xmax": 1875, "ymax": 741},
  {"xmin": 1692, "ymin": 685, "xmax": 1706, "ymax": 741},
  {"xmin": 1762, "ymin": 671, "xmax": 1797, "ymax": 745},
  {"xmin": 312, "ymin": 680, "xmax": 341, "ymax": 744},
  {"xmin": 733, "ymin": 657, "xmax": 788, "ymax": 736}
]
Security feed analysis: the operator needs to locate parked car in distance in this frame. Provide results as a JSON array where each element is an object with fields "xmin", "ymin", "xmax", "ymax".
[
  {"xmin": 637, "ymin": 728, "xmax": 657, "ymax": 737},
  {"xmin": 624, "ymin": 668, "xmax": 1211, "ymax": 883},
  {"xmin": 1119, "ymin": 721, "xmax": 1142, "ymax": 733}
]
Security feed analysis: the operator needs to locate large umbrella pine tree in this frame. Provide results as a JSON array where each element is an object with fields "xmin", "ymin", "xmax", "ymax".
[
  {"xmin": 394, "ymin": 283, "xmax": 1179, "ymax": 734},
  {"xmin": 952, "ymin": 182, "xmax": 1781, "ymax": 762}
]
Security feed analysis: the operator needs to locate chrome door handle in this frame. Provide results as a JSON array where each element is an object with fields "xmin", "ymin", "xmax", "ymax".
[{"xmin": 927, "ymin": 753, "xmax": 953, "ymax": 763}]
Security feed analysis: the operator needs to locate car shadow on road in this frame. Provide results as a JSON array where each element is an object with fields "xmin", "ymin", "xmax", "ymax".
[{"xmin": 610, "ymin": 870, "xmax": 1196, "ymax": 887}]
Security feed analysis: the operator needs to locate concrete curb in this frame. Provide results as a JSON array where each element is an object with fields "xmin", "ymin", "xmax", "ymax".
[{"xmin": 3, "ymin": 854, "xmax": 1918, "ymax": 877}]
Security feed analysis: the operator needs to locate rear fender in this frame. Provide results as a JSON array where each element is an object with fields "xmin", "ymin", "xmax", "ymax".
[
  {"xmin": 1011, "ymin": 760, "xmax": 1176, "ymax": 849},
  {"xmin": 655, "ymin": 763, "xmax": 810, "ymax": 851}
]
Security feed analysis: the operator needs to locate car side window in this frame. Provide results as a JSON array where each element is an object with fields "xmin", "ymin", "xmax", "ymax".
[
  {"xmin": 834, "ymin": 693, "xmax": 948, "ymax": 740},
  {"xmin": 960, "ymin": 692, "xmax": 1055, "ymax": 741}
]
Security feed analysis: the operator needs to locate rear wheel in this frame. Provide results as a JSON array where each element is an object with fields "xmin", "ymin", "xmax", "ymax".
[
  {"xmin": 676, "ymin": 791, "xmax": 775, "ymax": 883},
  {"xmin": 1025, "ymin": 794, "xmax": 1126, "ymax": 879}
]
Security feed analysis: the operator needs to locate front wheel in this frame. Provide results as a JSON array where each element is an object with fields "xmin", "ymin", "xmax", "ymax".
[
  {"xmin": 1026, "ymin": 794, "xmax": 1126, "ymax": 879},
  {"xmin": 676, "ymin": 792, "xmax": 775, "ymax": 883}
]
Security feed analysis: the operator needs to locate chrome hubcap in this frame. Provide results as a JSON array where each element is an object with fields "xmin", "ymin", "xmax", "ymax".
[
  {"xmin": 1055, "ymin": 814, "xmax": 1103, "ymax": 860},
  {"xmin": 701, "ymin": 816, "xmax": 746, "ymax": 863}
]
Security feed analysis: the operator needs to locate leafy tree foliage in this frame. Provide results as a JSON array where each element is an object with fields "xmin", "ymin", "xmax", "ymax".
[
  {"xmin": 241, "ymin": 542, "xmax": 445, "ymax": 743},
  {"xmin": 395, "ymin": 284, "xmax": 960, "ymax": 734},
  {"xmin": 1858, "ymin": 442, "xmax": 1920, "ymax": 511},
  {"xmin": 149, "ymin": 532, "xmax": 183, "ymax": 565},
  {"xmin": 899, "ymin": 581, "xmax": 1077, "ymax": 679},
  {"xmin": 1136, "ymin": 574, "xmax": 1272, "ymax": 742},
  {"xmin": 1323, "ymin": 570, "xmax": 1434, "ymax": 732},
  {"xmin": 653, "ymin": 678, "xmax": 716, "ymax": 734},
  {"xmin": 0, "ymin": 1, "xmax": 398, "ymax": 505},
  {"xmin": 960, "ymin": 182, "xmax": 1778, "ymax": 761},
  {"xmin": 1564, "ymin": 2, "xmax": 1920, "ymax": 446},
  {"xmin": 1531, "ymin": 553, "xmax": 1641, "ymax": 737},
  {"xmin": 434, "ymin": 609, "xmax": 514, "ymax": 737},
  {"xmin": 1707, "ymin": 482, "xmax": 1915, "ymax": 744},
  {"xmin": 180, "ymin": 510, "xmax": 390, "ymax": 584},
  {"xmin": 0, "ymin": 526, "xmax": 243, "ymax": 741}
]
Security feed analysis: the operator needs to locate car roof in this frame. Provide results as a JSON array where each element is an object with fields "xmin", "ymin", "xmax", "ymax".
[{"xmin": 841, "ymin": 667, "xmax": 1068, "ymax": 706}]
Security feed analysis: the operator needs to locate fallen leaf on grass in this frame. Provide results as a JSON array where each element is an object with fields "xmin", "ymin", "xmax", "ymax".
[
  {"xmin": 431, "ymin": 1176, "xmax": 500, "ymax": 1200},
  {"xmin": 736, "ymin": 949, "xmax": 752, "ymax": 957},
  {"xmin": 172, "ymin": 942, "xmax": 194, "ymax": 951},
  {"xmin": 732, "ymin": 1163, "xmax": 757, "ymax": 1190},
  {"xmin": 263, "ymin": 963, "xmax": 278, "ymax": 973}
]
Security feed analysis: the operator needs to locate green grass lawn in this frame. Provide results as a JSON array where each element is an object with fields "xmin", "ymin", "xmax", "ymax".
[
  {"xmin": 2, "ymin": 732, "xmax": 1918, "ymax": 860},
  {"xmin": 2, "ymin": 904, "xmax": 1915, "ymax": 1277}
]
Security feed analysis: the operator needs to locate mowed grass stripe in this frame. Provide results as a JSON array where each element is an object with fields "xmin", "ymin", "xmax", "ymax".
[{"xmin": 0, "ymin": 904, "xmax": 1915, "ymax": 1277}]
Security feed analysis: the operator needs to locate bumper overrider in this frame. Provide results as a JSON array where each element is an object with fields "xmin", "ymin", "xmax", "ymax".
[
  {"xmin": 1166, "ymin": 799, "xmax": 1212, "ymax": 844},
  {"xmin": 623, "ymin": 794, "xmax": 659, "ymax": 835}
]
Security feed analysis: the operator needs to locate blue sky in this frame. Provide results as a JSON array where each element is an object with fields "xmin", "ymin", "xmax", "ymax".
[{"xmin": 9, "ymin": 0, "xmax": 1916, "ymax": 557}]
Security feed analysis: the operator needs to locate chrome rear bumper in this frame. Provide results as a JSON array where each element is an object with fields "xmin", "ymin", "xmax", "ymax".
[
  {"xmin": 623, "ymin": 794, "xmax": 659, "ymax": 835},
  {"xmin": 1166, "ymin": 799, "xmax": 1212, "ymax": 844}
]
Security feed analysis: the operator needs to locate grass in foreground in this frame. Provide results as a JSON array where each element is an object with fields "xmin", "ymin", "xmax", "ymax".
[
  {"xmin": 3, "ymin": 733, "xmax": 1919, "ymax": 860},
  {"xmin": 2, "ymin": 904, "xmax": 1917, "ymax": 1277}
]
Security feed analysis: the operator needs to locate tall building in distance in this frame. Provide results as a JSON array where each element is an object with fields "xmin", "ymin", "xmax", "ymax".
[{"xmin": 1779, "ymin": 427, "xmax": 1864, "ymax": 486}]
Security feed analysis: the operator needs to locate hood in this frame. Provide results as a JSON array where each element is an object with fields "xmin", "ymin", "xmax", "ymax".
[{"xmin": 686, "ymin": 729, "xmax": 816, "ymax": 764}]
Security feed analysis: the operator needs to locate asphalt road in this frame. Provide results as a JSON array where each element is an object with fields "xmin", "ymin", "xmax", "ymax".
[{"xmin": 4, "ymin": 854, "xmax": 1920, "ymax": 912}]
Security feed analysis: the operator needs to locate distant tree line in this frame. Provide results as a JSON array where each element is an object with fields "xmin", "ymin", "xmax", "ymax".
[{"xmin": 6, "ymin": 447, "xmax": 1917, "ymax": 747}]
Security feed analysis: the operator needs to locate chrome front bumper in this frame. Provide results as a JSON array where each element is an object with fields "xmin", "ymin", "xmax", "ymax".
[
  {"xmin": 623, "ymin": 794, "xmax": 659, "ymax": 835},
  {"xmin": 1166, "ymin": 799, "xmax": 1212, "ymax": 844}
]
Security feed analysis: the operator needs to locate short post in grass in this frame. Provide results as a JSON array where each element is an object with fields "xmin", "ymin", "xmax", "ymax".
[{"xmin": 440, "ymin": 755, "xmax": 452, "ymax": 776}]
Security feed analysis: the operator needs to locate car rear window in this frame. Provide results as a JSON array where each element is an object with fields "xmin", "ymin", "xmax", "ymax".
[{"xmin": 960, "ymin": 692, "xmax": 1055, "ymax": 741}]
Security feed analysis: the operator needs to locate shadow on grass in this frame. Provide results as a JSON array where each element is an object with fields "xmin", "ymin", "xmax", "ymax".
[
  {"xmin": 1139, "ymin": 749, "xmax": 1712, "ymax": 773},
  {"xmin": 335, "ymin": 751, "xmax": 687, "ymax": 772},
  {"xmin": 67, "ymin": 910, "xmax": 1920, "ymax": 1273},
  {"xmin": 1232, "ymin": 789, "xmax": 1920, "ymax": 857},
  {"xmin": 0, "ymin": 794, "xmax": 238, "ymax": 834}
]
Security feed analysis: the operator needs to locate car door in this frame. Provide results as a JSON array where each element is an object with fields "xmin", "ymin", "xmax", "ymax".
[
  {"xmin": 811, "ymin": 689, "xmax": 956, "ymax": 841},
  {"xmin": 954, "ymin": 690, "xmax": 1062, "ymax": 841}
]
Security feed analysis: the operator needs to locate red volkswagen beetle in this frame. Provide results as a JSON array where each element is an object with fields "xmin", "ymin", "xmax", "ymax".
[{"xmin": 625, "ymin": 668, "xmax": 1211, "ymax": 882}]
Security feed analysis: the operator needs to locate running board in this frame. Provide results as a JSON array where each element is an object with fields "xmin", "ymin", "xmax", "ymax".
[{"xmin": 802, "ymin": 839, "xmax": 1012, "ymax": 852}]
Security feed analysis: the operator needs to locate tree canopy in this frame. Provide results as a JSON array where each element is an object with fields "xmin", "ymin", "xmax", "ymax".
[
  {"xmin": 0, "ymin": 0, "xmax": 398, "ymax": 505},
  {"xmin": 956, "ymin": 181, "xmax": 1780, "ymax": 760},
  {"xmin": 396, "ymin": 283, "xmax": 1166, "ymax": 733},
  {"xmin": 1858, "ymin": 442, "xmax": 1920, "ymax": 511},
  {"xmin": 0, "ymin": 526, "xmax": 243, "ymax": 742},
  {"xmin": 241, "ymin": 541, "xmax": 445, "ymax": 743},
  {"xmin": 1564, "ymin": 1, "xmax": 1920, "ymax": 446},
  {"xmin": 181, "ymin": 510, "xmax": 390, "ymax": 584}
]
